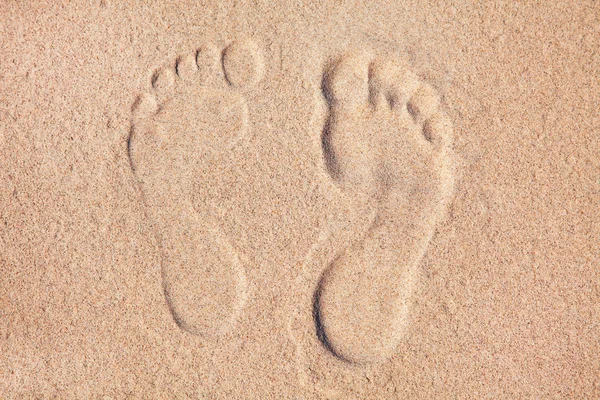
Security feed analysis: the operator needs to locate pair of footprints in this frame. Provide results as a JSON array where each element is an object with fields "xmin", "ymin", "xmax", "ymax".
[{"xmin": 128, "ymin": 40, "xmax": 454, "ymax": 365}]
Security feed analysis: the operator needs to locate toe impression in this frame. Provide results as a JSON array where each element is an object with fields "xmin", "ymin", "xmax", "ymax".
[
  {"xmin": 368, "ymin": 57, "xmax": 419, "ymax": 111},
  {"xmin": 222, "ymin": 39, "xmax": 265, "ymax": 88},
  {"xmin": 196, "ymin": 43, "xmax": 221, "ymax": 84},
  {"xmin": 152, "ymin": 68, "xmax": 176, "ymax": 95},
  {"xmin": 176, "ymin": 53, "xmax": 198, "ymax": 80},
  {"xmin": 423, "ymin": 111, "xmax": 453, "ymax": 149},
  {"xmin": 323, "ymin": 54, "xmax": 371, "ymax": 110},
  {"xmin": 407, "ymin": 83, "xmax": 440, "ymax": 122}
]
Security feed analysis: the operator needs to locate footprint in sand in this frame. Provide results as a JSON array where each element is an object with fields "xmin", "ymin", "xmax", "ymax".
[
  {"xmin": 314, "ymin": 51, "xmax": 455, "ymax": 364},
  {"xmin": 127, "ymin": 39, "xmax": 264, "ymax": 338}
]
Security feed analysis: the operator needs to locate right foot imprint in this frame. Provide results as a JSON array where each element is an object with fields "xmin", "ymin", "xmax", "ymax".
[
  {"xmin": 128, "ymin": 39, "xmax": 264, "ymax": 338},
  {"xmin": 314, "ymin": 51, "xmax": 455, "ymax": 364}
]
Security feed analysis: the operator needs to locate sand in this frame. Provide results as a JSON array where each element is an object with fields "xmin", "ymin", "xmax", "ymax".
[{"xmin": 0, "ymin": 1, "xmax": 599, "ymax": 398}]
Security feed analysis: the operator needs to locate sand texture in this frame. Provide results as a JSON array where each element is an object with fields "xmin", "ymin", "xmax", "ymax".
[{"xmin": 1, "ymin": 1, "xmax": 599, "ymax": 398}]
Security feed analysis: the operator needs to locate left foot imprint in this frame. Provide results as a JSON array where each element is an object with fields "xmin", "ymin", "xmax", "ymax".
[{"xmin": 127, "ymin": 39, "xmax": 264, "ymax": 338}]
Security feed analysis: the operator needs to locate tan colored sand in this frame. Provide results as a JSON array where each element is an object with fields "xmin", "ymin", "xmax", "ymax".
[{"xmin": 1, "ymin": 1, "xmax": 599, "ymax": 398}]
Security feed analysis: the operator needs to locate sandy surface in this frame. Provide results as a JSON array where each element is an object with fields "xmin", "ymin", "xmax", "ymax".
[{"xmin": 1, "ymin": 1, "xmax": 599, "ymax": 398}]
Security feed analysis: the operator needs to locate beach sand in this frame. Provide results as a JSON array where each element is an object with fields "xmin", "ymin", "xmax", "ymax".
[{"xmin": 1, "ymin": 1, "xmax": 598, "ymax": 398}]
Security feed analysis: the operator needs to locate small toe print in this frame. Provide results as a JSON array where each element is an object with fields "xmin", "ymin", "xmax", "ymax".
[
  {"xmin": 369, "ymin": 58, "xmax": 420, "ymax": 111},
  {"xmin": 407, "ymin": 83, "xmax": 440, "ymax": 122},
  {"xmin": 423, "ymin": 112, "xmax": 453, "ymax": 148},
  {"xmin": 369, "ymin": 58, "xmax": 404, "ymax": 108},
  {"xmin": 176, "ymin": 53, "xmax": 198, "ymax": 80},
  {"xmin": 196, "ymin": 43, "xmax": 221, "ymax": 83},
  {"xmin": 222, "ymin": 39, "xmax": 265, "ymax": 88},
  {"xmin": 132, "ymin": 93, "xmax": 158, "ymax": 119},
  {"xmin": 152, "ymin": 68, "xmax": 176, "ymax": 94}
]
